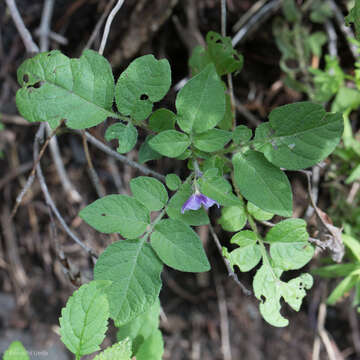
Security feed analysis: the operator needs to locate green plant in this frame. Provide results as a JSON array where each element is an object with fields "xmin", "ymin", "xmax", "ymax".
[{"xmin": 11, "ymin": 28, "xmax": 344, "ymax": 358}]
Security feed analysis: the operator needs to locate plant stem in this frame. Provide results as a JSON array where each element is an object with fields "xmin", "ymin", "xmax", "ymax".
[{"xmin": 247, "ymin": 212, "xmax": 277, "ymax": 279}]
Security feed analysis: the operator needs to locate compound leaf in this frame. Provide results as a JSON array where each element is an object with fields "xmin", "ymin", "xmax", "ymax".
[
  {"xmin": 115, "ymin": 55, "xmax": 171, "ymax": 121},
  {"xmin": 59, "ymin": 280, "xmax": 110, "ymax": 357},
  {"xmin": 151, "ymin": 219, "xmax": 210, "ymax": 272},
  {"xmin": 233, "ymin": 150, "xmax": 293, "ymax": 217},
  {"xmin": 79, "ymin": 195, "xmax": 150, "ymax": 238},
  {"xmin": 176, "ymin": 64, "xmax": 225, "ymax": 134},
  {"xmin": 94, "ymin": 240, "xmax": 163, "ymax": 326},
  {"xmin": 16, "ymin": 50, "xmax": 115, "ymax": 129}
]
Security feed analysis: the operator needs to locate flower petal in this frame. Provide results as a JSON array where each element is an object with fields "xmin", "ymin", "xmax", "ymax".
[
  {"xmin": 181, "ymin": 194, "xmax": 203, "ymax": 213},
  {"xmin": 198, "ymin": 194, "xmax": 219, "ymax": 210}
]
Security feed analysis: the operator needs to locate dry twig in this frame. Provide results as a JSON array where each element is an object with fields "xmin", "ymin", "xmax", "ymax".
[
  {"xmin": 99, "ymin": 0, "xmax": 125, "ymax": 55},
  {"xmin": 81, "ymin": 130, "xmax": 106, "ymax": 198},
  {"xmin": 75, "ymin": 130, "xmax": 166, "ymax": 182},
  {"xmin": 5, "ymin": 0, "xmax": 39, "ymax": 53},
  {"xmin": 85, "ymin": 0, "xmax": 116, "ymax": 50},
  {"xmin": 34, "ymin": 124, "xmax": 97, "ymax": 258},
  {"xmin": 10, "ymin": 121, "xmax": 65, "ymax": 218}
]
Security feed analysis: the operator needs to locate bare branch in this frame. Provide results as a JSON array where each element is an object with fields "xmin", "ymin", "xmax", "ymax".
[
  {"xmin": 11, "ymin": 121, "xmax": 65, "ymax": 219},
  {"xmin": 99, "ymin": 0, "xmax": 125, "ymax": 55},
  {"xmin": 81, "ymin": 130, "xmax": 106, "ymax": 198},
  {"xmin": 34, "ymin": 124, "xmax": 97, "ymax": 257},
  {"xmin": 85, "ymin": 0, "xmax": 116, "ymax": 50},
  {"xmin": 75, "ymin": 130, "xmax": 166, "ymax": 182},
  {"xmin": 5, "ymin": 0, "xmax": 39, "ymax": 53}
]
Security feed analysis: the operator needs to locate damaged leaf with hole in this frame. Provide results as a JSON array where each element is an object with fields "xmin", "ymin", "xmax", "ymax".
[
  {"xmin": 115, "ymin": 55, "xmax": 171, "ymax": 122},
  {"xmin": 16, "ymin": 49, "xmax": 115, "ymax": 129}
]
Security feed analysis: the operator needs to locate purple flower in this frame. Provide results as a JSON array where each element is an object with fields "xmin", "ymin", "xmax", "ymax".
[{"xmin": 181, "ymin": 192, "xmax": 219, "ymax": 213}]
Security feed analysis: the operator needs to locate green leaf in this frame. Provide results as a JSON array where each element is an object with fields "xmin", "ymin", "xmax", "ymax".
[
  {"xmin": 115, "ymin": 55, "xmax": 171, "ymax": 121},
  {"xmin": 188, "ymin": 45, "xmax": 212, "ymax": 75},
  {"xmin": 198, "ymin": 169, "xmax": 241, "ymax": 206},
  {"xmin": 232, "ymin": 151, "xmax": 293, "ymax": 217},
  {"xmin": 16, "ymin": 50, "xmax": 115, "ymax": 129},
  {"xmin": 224, "ymin": 230, "xmax": 261, "ymax": 272},
  {"xmin": 218, "ymin": 204, "xmax": 247, "ymax": 232},
  {"xmin": 233, "ymin": 125, "xmax": 252, "ymax": 145},
  {"xmin": 151, "ymin": 219, "xmax": 210, "ymax": 272},
  {"xmin": 253, "ymin": 264, "xmax": 313, "ymax": 327},
  {"xmin": 217, "ymin": 93, "xmax": 233, "ymax": 130},
  {"xmin": 176, "ymin": 148, "xmax": 192, "ymax": 160},
  {"xmin": 148, "ymin": 130, "xmax": 190, "ymax": 158},
  {"xmin": 117, "ymin": 299, "xmax": 160, "ymax": 354},
  {"xmin": 282, "ymin": 0, "xmax": 300, "ymax": 22},
  {"xmin": 343, "ymin": 234, "xmax": 360, "ymax": 262},
  {"xmin": 149, "ymin": 109, "xmax": 176, "ymax": 132},
  {"xmin": 327, "ymin": 274, "xmax": 359, "ymax": 305},
  {"xmin": 345, "ymin": 1, "xmax": 360, "ymax": 41},
  {"xmin": 176, "ymin": 64, "xmax": 225, "ymax": 134},
  {"xmin": 193, "ymin": 128, "xmax": 232, "ymax": 152},
  {"xmin": 136, "ymin": 330, "xmax": 164, "ymax": 360},
  {"xmin": 206, "ymin": 31, "xmax": 244, "ymax": 76},
  {"xmin": 165, "ymin": 173, "xmax": 181, "ymax": 191},
  {"xmin": 3, "ymin": 341, "xmax": 29, "ymax": 360},
  {"xmin": 307, "ymin": 32, "xmax": 327, "ymax": 57},
  {"xmin": 138, "ymin": 135, "xmax": 162, "ymax": 163},
  {"xmin": 331, "ymin": 87, "xmax": 360, "ymax": 113},
  {"xmin": 166, "ymin": 183, "xmax": 209, "ymax": 226},
  {"xmin": 202, "ymin": 155, "xmax": 230, "ymax": 175},
  {"xmin": 130, "ymin": 176, "xmax": 168, "ymax": 211},
  {"xmin": 105, "ymin": 122, "xmax": 138, "ymax": 154},
  {"xmin": 311, "ymin": 263, "xmax": 359, "ymax": 278},
  {"xmin": 266, "ymin": 219, "xmax": 314, "ymax": 270},
  {"xmin": 93, "ymin": 339, "xmax": 132, "ymax": 360},
  {"xmin": 345, "ymin": 163, "xmax": 360, "ymax": 184},
  {"xmin": 247, "ymin": 202, "xmax": 274, "ymax": 221},
  {"xmin": 59, "ymin": 280, "xmax": 110, "ymax": 357},
  {"xmin": 310, "ymin": 1, "xmax": 332, "ymax": 24},
  {"xmin": 79, "ymin": 195, "xmax": 150, "ymax": 238},
  {"xmin": 254, "ymin": 102, "xmax": 343, "ymax": 170},
  {"xmin": 94, "ymin": 240, "xmax": 163, "ymax": 325}
]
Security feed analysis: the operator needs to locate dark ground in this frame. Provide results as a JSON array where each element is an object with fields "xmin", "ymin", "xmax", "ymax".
[{"xmin": 0, "ymin": 0, "xmax": 358, "ymax": 359}]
